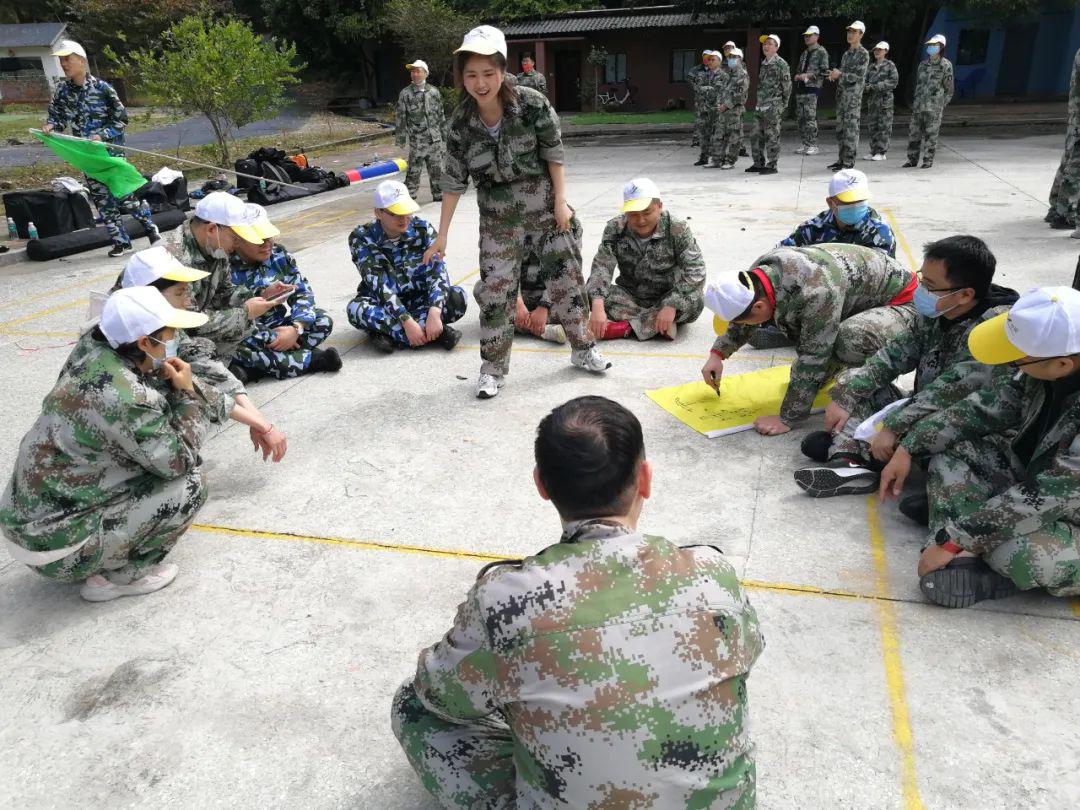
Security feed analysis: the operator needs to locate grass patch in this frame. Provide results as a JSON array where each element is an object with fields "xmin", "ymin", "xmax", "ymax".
[{"xmin": 566, "ymin": 110, "xmax": 695, "ymax": 125}]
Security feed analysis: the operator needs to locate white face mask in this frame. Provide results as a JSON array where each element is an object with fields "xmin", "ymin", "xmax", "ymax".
[
  {"xmin": 147, "ymin": 335, "xmax": 179, "ymax": 369},
  {"xmin": 210, "ymin": 227, "xmax": 229, "ymax": 260}
]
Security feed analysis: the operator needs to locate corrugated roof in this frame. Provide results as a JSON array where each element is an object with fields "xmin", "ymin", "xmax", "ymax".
[
  {"xmin": 0, "ymin": 22, "xmax": 67, "ymax": 49},
  {"xmin": 501, "ymin": 7, "xmax": 728, "ymax": 37}
]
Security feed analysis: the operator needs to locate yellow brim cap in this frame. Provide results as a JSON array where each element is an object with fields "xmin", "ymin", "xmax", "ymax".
[
  {"xmin": 162, "ymin": 308, "xmax": 209, "ymax": 331},
  {"xmin": 621, "ymin": 197, "xmax": 651, "ymax": 213},
  {"xmin": 385, "ymin": 198, "xmax": 420, "ymax": 215},
  {"xmin": 968, "ymin": 312, "xmax": 1026, "ymax": 365},
  {"xmin": 713, "ymin": 314, "xmax": 730, "ymax": 336},
  {"xmin": 835, "ymin": 189, "xmax": 870, "ymax": 203},
  {"xmin": 231, "ymin": 219, "xmax": 280, "ymax": 244},
  {"xmin": 160, "ymin": 265, "xmax": 209, "ymax": 283}
]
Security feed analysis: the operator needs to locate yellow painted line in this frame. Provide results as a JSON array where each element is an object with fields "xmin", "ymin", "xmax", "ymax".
[
  {"xmin": 1071, "ymin": 599, "xmax": 1080, "ymax": 618},
  {"xmin": 866, "ymin": 497, "xmax": 925, "ymax": 810},
  {"xmin": 453, "ymin": 268, "xmax": 480, "ymax": 286},
  {"xmin": 0, "ymin": 270, "xmax": 115, "ymax": 313},
  {"xmin": 0, "ymin": 298, "xmax": 85, "ymax": 332},
  {"xmin": 881, "ymin": 207, "xmax": 917, "ymax": 271}
]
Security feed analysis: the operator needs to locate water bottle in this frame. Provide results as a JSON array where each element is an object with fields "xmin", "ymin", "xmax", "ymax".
[
  {"xmin": 140, "ymin": 199, "xmax": 152, "ymax": 218},
  {"xmin": 27, "ymin": 221, "xmax": 38, "ymax": 240},
  {"xmin": 6, "ymin": 217, "xmax": 16, "ymax": 240}
]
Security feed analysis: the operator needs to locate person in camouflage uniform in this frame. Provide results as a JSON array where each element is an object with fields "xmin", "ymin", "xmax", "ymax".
[
  {"xmin": 693, "ymin": 52, "xmax": 724, "ymax": 165},
  {"xmin": 863, "ymin": 42, "xmax": 899, "ymax": 160},
  {"xmin": 748, "ymin": 34, "xmax": 791, "ymax": 175},
  {"xmin": 687, "ymin": 51, "xmax": 712, "ymax": 149},
  {"xmin": 586, "ymin": 178, "xmax": 705, "ymax": 341},
  {"xmin": 706, "ymin": 47, "xmax": 749, "ymax": 169},
  {"xmin": 425, "ymin": 26, "xmax": 610, "ymax": 399},
  {"xmin": 827, "ymin": 22, "xmax": 869, "ymax": 170},
  {"xmin": 780, "ymin": 169, "xmax": 896, "ymax": 257},
  {"xmin": 1046, "ymin": 48, "xmax": 1080, "ymax": 231},
  {"xmin": 392, "ymin": 395, "xmax": 764, "ymax": 808},
  {"xmin": 904, "ymin": 35, "xmax": 954, "ymax": 169},
  {"xmin": 701, "ymin": 243, "xmax": 919, "ymax": 436},
  {"xmin": 794, "ymin": 236, "xmax": 1017, "ymax": 498},
  {"xmin": 347, "ymin": 180, "xmax": 466, "ymax": 352},
  {"xmin": 0, "ymin": 287, "xmax": 216, "ymax": 602},
  {"xmin": 881, "ymin": 287, "xmax": 1080, "ymax": 608},
  {"xmin": 396, "ymin": 60, "xmax": 446, "ymax": 202},
  {"xmin": 230, "ymin": 229, "xmax": 340, "ymax": 380},
  {"xmin": 515, "ymin": 53, "xmax": 547, "ymax": 95},
  {"xmin": 793, "ymin": 25, "xmax": 830, "ymax": 155},
  {"xmin": 43, "ymin": 40, "xmax": 159, "ymax": 257}
]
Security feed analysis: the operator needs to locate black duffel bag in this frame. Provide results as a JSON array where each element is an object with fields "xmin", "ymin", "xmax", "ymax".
[
  {"xmin": 3, "ymin": 189, "xmax": 96, "ymax": 239},
  {"xmin": 26, "ymin": 208, "xmax": 187, "ymax": 261},
  {"xmin": 234, "ymin": 159, "xmax": 262, "ymax": 190}
]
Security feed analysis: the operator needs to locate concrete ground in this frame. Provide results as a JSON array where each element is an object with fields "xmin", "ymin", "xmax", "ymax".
[{"xmin": 1, "ymin": 127, "xmax": 1079, "ymax": 809}]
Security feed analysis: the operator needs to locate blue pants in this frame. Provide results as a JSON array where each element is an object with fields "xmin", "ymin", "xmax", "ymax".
[
  {"xmin": 348, "ymin": 286, "xmax": 467, "ymax": 347},
  {"xmin": 86, "ymin": 176, "xmax": 158, "ymax": 247},
  {"xmin": 232, "ymin": 308, "xmax": 333, "ymax": 379}
]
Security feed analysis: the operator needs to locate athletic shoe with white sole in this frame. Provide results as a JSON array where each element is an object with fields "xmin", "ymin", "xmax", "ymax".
[
  {"xmin": 794, "ymin": 458, "xmax": 879, "ymax": 498},
  {"xmin": 871, "ymin": 154, "xmax": 886, "ymax": 161},
  {"xmin": 804, "ymin": 146, "xmax": 820, "ymax": 155},
  {"xmin": 571, "ymin": 346, "xmax": 612, "ymax": 373},
  {"xmin": 80, "ymin": 563, "xmax": 179, "ymax": 602},
  {"xmin": 794, "ymin": 146, "xmax": 808, "ymax": 154},
  {"xmin": 541, "ymin": 324, "xmax": 567, "ymax": 344},
  {"xmin": 919, "ymin": 557, "xmax": 1018, "ymax": 609},
  {"xmin": 476, "ymin": 373, "xmax": 505, "ymax": 399}
]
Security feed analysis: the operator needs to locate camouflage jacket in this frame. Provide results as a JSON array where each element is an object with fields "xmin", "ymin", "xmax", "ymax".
[
  {"xmin": 756, "ymin": 55, "xmax": 792, "ymax": 112},
  {"xmin": 395, "ymin": 83, "xmax": 445, "ymax": 150},
  {"xmin": 697, "ymin": 67, "xmax": 726, "ymax": 106},
  {"xmin": 779, "ymin": 206, "xmax": 896, "ymax": 258},
  {"xmin": 832, "ymin": 285, "xmax": 1019, "ymax": 450},
  {"xmin": 713, "ymin": 244, "xmax": 915, "ymax": 423},
  {"xmin": 0, "ymin": 336, "xmax": 216, "ymax": 552},
  {"xmin": 347, "ymin": 217, "xmax": 450, "ymax": 322},
  {"xmin": 797, "ymin": 43, "xmax": 831, "ymax": 90},
  {"xmin": 516, "ymin": 70, "xmax": 548, "ymax": 95},
  {"xmin": 587, "ymin": 210, "xmax": 706, "ymax": 312},
  {"xmin": 175, "ymin": 222, "xmax": 255, "ymax": 353},
  {"xmin": 837, "ymin": 46, "xmax": 869, "ymax": 102},
  {"xmin": 442, "ymin": 86, "xmax": 563, "ymax": 195},
  {"xmin": 1067, "ymin": 49, "xmax": 1080, "ymax": 133},
  {"xmin": 230, "ymin": 244, "xmax": 318, "ymax": 331},
  {"xmin": 411, "ymin": 519, "xmax": 763, "ymax": 808},
  {"xmin": 687, "ymin": 63, "xmax": 712, "ymax": 98},
  {"xmin": 45, "ymin": 74, "xmax": 128, "ymax": 153},
  {"xmin": 912, "ymin": 57, "xmax": 954, "ymax": 114},
  {"xmin": 911, "ymin": 372, "xmax": 1080, "ymax": 555},
  {"xmin": 719, "ymin": 64, "xmax": 750, "ymax": 109},
  {"xmin": 865, "ymin": 59, "xmax": 899, "ymax": 96}
]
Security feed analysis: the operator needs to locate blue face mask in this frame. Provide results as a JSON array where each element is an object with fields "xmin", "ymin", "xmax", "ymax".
[
  {"xmin": 148, "ymin": 336, "xmax": 180, "ymax": 369},
  {"xmin": 913, "ymin": 284, "xmax": 958, "ymax": 318},
  {"xmin": 835, "ymin": 203, "xmax": 869, "ymax": 226},
  {"xmin": 926, "ymin": 44, "xmax": 941, "ymax": 57},
  {"xmin": 727, "ymin": 58, "xmax": 738, "ymax": 69}
]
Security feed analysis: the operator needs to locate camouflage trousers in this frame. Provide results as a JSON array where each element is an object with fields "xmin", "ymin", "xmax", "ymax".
[
  {"xmin": 831, "ymin": 304, "xmax": 919, "ymax": 366},
  {"xmin": 928, "ymin": 437, "xmax": 1080, "ymax": 596},
  {"xmin": 86, "ymin": 176, "xmax": 159, "ymax": 248},
  {"xmin": 350, "ymin": 286, "xmax": 466, "ymax": 348},
  {"xmin": 31, "ymin": 469, "xmax": 206, "ymax": 584},
  {"xmin": 692, "ymin": 100, "xmax": 710, "ymax": 147},
  {"xmin": 1048, "ymin": 129, "xmax": 1080, "ymax": 222},
  {"xmin": 475, "ymin": 176, "xmax": 593, "ymax": 376},
  {"xmin": 835, "ymin": 93, "xmax": 863, "ymax": 165},
  {"xmin": 865, "ymin": 92, "xmax": 895, "ymax": 156},
  {"xmin": 709, "ymin": 108, "xmax": 744, "ymax": 164},
  {"xmin": 406, "ymin": 143, "xmax": 444, "ymax": 201},
  {"xmin": 392, "ymin": 681, "xmax": 516, "ymax": 809},
  {"xmin": 907, "ymin": 109, "xmax": 944, "ymax": 165},
  {"xmin": 697, "ymin": 109, "xmax": 717, "ymax": 160},
  {"xmin": 603, "ymin": 285, "xmax": 704, "ymax": 340},
  {"xmin": 232, "ymin": 309, "xmax": 334, "ymax": 379},
  {"xmin": 828, "ymin": 382, "xmax": 906, "ymax": 461},
  {"xmin": 796, "ymin": 93, "xmax": 820, "ymax": 148},
  {"xmin": 750, "ymin": 108, "xmax": 782, "ymax": 168}
]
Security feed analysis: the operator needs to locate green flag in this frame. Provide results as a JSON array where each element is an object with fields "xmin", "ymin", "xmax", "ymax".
[{"xmin": 31, "ymin": 131, "xmax": 147, "ymax": 199}]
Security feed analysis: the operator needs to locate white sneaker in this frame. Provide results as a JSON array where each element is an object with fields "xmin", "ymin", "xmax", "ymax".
[
  {"xmin": 862, "ymin": 154, "xmax": 874, "ymax": 160},
  {"xmin": 80, "ymin": 563, "xmax": 179, "ymax": 602},
  {"xmin": 1071, "ymin": 226, "xmax": 1080, "ymax": 240},
  {"xmin": 804, "ymin": 146, "xmax": 820, "ymax": 155},
  {"xmin": 871, "ymin": 154, "xmax": 886, "ymax": 161},
  {"xmin": 541, "ymin": 324, "xmax": 567, "ymax": 344},
  {"xmin": 570, "ymin": 346, "xmax": 612, "ymax": 373},
  {"xmin": 476, "ymin": 372, "xmax": 505, "ymax": 399},
  {"xmin": 794, "ymin": 146, "xmax": 807, "ymax": 154}
]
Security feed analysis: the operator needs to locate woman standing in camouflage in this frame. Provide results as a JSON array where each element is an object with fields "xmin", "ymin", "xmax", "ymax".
[
  {"xmin": 423, "ymin": 25, "xmax": 610, "ymax": 399},
  {"xmin": 863, "ymin": 42, "xmax": 899, "ymax": 161}
]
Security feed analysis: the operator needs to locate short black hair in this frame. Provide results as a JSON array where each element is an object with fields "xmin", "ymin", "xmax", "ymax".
[
  {"xmin": 149, "ymin": 277, "xmax": 182, "ymax": 292},
  {"xmin": 733, "ymin": 270, "xmax": 767, "ymax": 322},
  {"xmin": 535, "ymin": 396, "xmax": 644, "ymax": 520},
  {"xmin": 923, "ymin": 235, "xmax": 996, "ymax": 299},
  {"xmin": 521, "ymin": 52, "xmax": 534, "ymax": 61}
]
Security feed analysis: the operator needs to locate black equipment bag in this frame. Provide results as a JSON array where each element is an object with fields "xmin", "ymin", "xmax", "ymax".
[
  {"xmin": 26, "ymin": 208, "xmax": 186, "ymax": 261},
  {"xmin": 3, "ymin": 189, "xmax": 96, "ymax": 239}
]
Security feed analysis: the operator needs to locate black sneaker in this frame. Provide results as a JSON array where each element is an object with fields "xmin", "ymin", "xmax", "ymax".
[
  {"xmin": 311, "ymin": 347, "xmax": 342, "ymax": 372},
  {"xmin": 745, "ymin": 165, "xmax": 764, "ymax": 173},
  {"xmin": 437, "ymin": 324, "xmax": 461, "ymax": 350},
  {"xmin": 800, "ymin": 430, "xmax": 833, "ymax": 462},
  {"xmin": 694, "ymin": 157, "xmax": 708, "ymax": 166},
  {"xmin": 1048, "ymin": 212, "xmax": 1074, "ymax": 230},
  {"xmin": 1044, "ymin": 209, "xmax": 1056, "ymax": 223},
  {"xmin": 827, "ymin": 161, "xmax": 843, "ymax": 170},
  {"xmin": 227, "ymin": 362, "xmax": 249, "ymax": 385},
  {"xmin": 899, "ymin": 492, "xmax": 930, "ymax": 526},
  {"xmin": 739, "ymin": 147, "xmax": 749, "ymax": 157},
  {"xmin": 747, "ymin": 324, "xmax": 792, "ymax": 349},
  {"xmin": 107, "ymin": 243, "xmax": 132, "ymax": 257},
  {"xmin": 902, "ymin": 160, "xmax": 918, "ymax": 168},
  {"xmin": 758, "ymin": 166, "xmax": 778, "ymax": 175},
  {"xmin": 368, "ymin": 331, "xmax": 396, "ymax": 354},
  {"xmin": 919, "ymin": 557, "xmax": 1018, "ymax": 609},
  {"xmin": 794, "ymin": 458, "xmax": 879, "ymax": 498},
  {"xmin": 920, "ymin": 162, "xmax": 933, "ymax": 169}
]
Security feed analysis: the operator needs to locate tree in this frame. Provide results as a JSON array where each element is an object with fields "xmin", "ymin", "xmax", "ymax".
[
  {"xmin": 120, "ymin": 15, "xmax": 303, "ymax": 165},
  {"xmin": 450, "ymin": 0, "xmax": 597, "ymax": 21},
  {"xmin": 385, "ymin": 0, "xmax": 478, "ymax": 86}
]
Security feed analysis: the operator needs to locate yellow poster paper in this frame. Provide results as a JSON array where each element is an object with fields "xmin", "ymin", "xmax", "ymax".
[{"xmin": 645, "ymin": 365, "xmax": 833, "ymax": 438}]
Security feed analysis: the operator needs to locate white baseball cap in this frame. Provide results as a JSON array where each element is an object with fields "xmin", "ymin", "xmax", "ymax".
[
  {"xmin": 874, "ymin": 41, "xmax": 890, "ymax": 52},
  {"xmin": 803, "ymin": 25, "xmax": 821, "ymax": 36},
  {"xmin": 52, "ymin": 40, "xmax": 87, "ymax": 59},
  {"xmin": 828, "ymin": 168, "xmax": 871, "ymax": 203},
  {"xmin": 926, "ymin": 34, "xmax": 947, "ymax": 46},
  {"xmin": 406, "ymin": 59, "xmax": 429, "ymax": 73},
  {"xmin": 455, "ymin": 25, "xmax": 507, "ymax": 59},
  {"xmin": 703, "ymin": 50, "xmax": 721, "ymax": 59},
  {"xmin": 621, "ymin": 177, "xmax": 661, "ymax": 213},
  {"xmin": 705, "ymin": 275, "xmax": 756, "ymax": 335},
  {"xmin": 969, "ymin": 287, "xmax": 1080, "ymax": 365},
  {"xmin": 847, "ymin": 21, "xmax": 866, "ymax": 32},
  {"xmin": 374, "ymin": 180, "xmax": 420, "ymax": 215},
  {"xmin": 759, "ymin": 34, "xmax": 781, "ymax": 48},
  {"xmin": 100, "ymin": 286, "xmax": 207, "ymax": 349},
  {"xmin": 729, "ymin": 47, "xmax": 744, "ymax": 59},
  {"xmin": 194, "ymin": 192, "xmax": 272, "ymax": 244},
  {"xmin": 245, "ymin": 203, "xmax": 281, "ymax": 241},
  {"xmin": 121, "ymin": 246, "xmax": 208, "ymax": 288},
  {"xmin": 722, "ymin": 41, "xmax": 737, "ymax": 50}
]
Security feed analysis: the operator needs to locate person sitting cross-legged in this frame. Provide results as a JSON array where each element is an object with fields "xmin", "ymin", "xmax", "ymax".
[
  {"xmin": 391, "ymin": 395, "xmax": 763, "ymax": 808},
  {"xmin": 229, "ymin": 205, "xmax": 339, "ymax": 381},
  {"xmin": 347, "ymin": 180, "xmax": 466, "ymax": 353},
  {"xmin": 587, "ymin": 178, "xmax": 706, "ymax": 341}
]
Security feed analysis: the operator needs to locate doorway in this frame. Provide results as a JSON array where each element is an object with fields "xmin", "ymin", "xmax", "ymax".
[
  {"xmin": 554, "ymin": 50, "xmax": 583, "ymax": 112},
  {"xmin": 995, "ymin": 23, "xmax": 1037, "ymax": 96}
]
